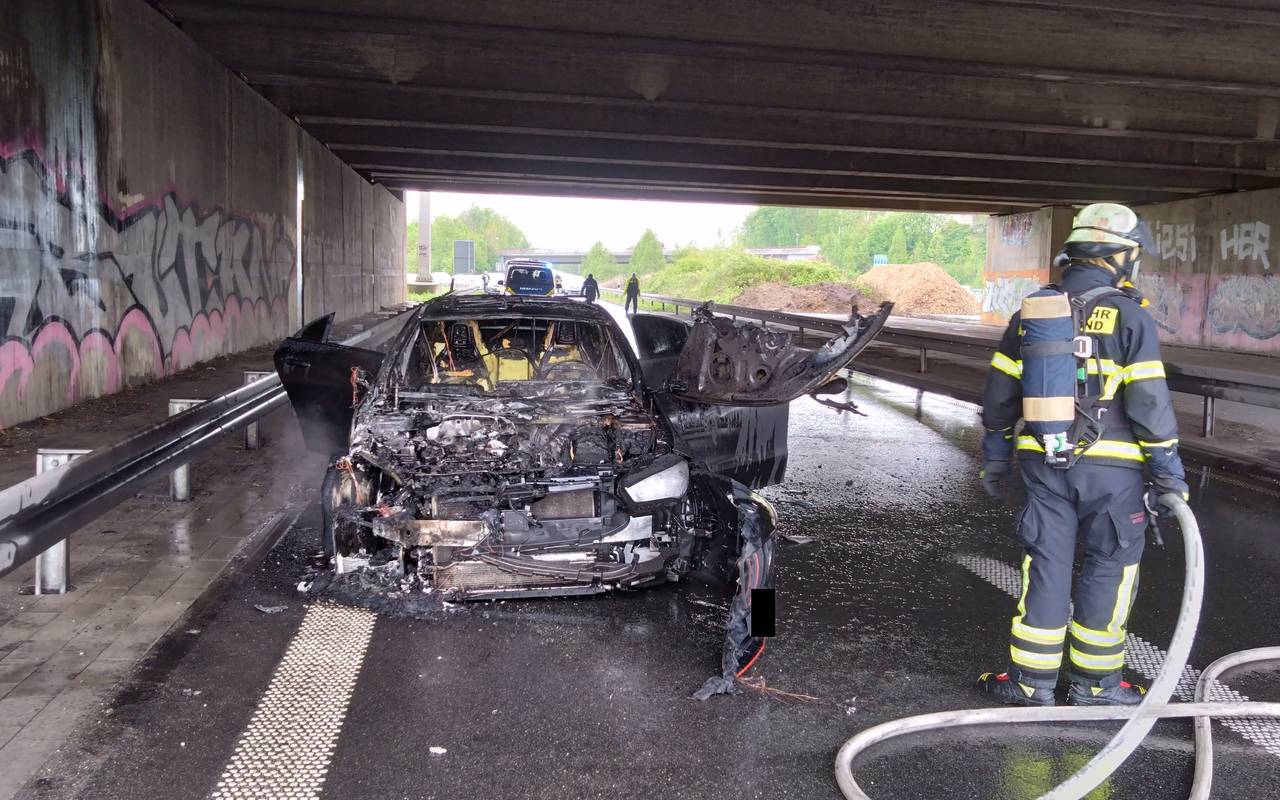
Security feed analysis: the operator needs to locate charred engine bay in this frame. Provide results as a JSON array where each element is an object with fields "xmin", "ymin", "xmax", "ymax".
[
  {"xmin": 359, "ymin": 383, "xmax": 665, "ymax": 489},
  {"xmin": 330, "ymin": 381, "xmax": 680, "ymax": 599}
]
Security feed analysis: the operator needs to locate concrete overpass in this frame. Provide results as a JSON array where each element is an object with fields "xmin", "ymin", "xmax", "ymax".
[{"xmin": 156, "ymin": 0, "xmax": 1280, "ymax": 213}]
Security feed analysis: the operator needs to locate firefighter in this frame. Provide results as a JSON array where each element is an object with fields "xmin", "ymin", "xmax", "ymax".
[{"xmin": 977, "ymin": 203, "xmax": 1189, "ymax": 707}]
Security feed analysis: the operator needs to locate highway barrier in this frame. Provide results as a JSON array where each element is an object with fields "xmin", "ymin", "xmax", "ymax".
[{"xmin": 0, "ymin": 307, "xmax": 416, "ymax": 583}]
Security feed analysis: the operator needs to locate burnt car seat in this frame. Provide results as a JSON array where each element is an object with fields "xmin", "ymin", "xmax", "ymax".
[
  {"xmin": 436, "ymin": 321, "xmax": 493, "ymax": 389},
  {"xmin": 537, "ymin": 322, "xmax": 596, "ymax": 380}
]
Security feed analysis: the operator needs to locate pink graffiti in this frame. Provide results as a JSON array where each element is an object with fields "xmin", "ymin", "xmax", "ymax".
[
  {"xmin": 1, "ymin": 143, "xmax": 297, "ymax": 427},
  {"xmin": 0, "ymin": 340, "xmax": 34, "ymax": 398}
]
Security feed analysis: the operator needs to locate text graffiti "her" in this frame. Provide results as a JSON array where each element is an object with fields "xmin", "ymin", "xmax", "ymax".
[{"xmin": 1219, "ymin": 222, "xmax": 1271, "ymax": 270}]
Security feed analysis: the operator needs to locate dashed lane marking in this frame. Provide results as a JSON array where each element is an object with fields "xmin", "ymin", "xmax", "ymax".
[
  {"xmin": 210, "ymin": 603, "xmax": 378, "ymax": 799},
  {"xmin": 955, "ymin": 553, "xmax": 1280, "ymax": 759}
]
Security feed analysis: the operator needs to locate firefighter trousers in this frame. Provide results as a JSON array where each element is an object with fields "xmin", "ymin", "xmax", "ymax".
[{"xmin": 1007, "ymin": 459, "xmax": 1148, "ymax": 689}]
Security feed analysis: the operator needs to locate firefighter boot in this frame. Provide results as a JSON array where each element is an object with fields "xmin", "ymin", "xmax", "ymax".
[
  {"xmin": 976, "ymin": 672, "xmax": 1055, "ymax": 706},
  {"xmin": 1069, "ymin": 676, "xmax": 1147, "ymax": 706}
]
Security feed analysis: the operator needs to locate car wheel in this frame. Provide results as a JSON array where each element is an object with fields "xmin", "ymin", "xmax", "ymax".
[
  {"xmin": 320, "ymin": 463, "xmax": 367, "ymax": 558},
  {"xmin": 319, "ymin": 464, "xmax": 341, "ymax": 558}
]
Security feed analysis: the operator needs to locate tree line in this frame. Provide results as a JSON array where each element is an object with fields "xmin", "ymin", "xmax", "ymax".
[
  {"xmin": 407, "ymin": 206, "xmax": 530, "ymax": 274},
  {"xmin": 407, "ymin": 204, "xmax": 986, "ymax": 289},
  {"xmin": 736, "ymin": 207, "xmax": 987, "ymax": 287}
]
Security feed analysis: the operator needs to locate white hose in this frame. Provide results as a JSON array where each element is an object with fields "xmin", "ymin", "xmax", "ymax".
[
  {"xmin": 1190, "ymin": 647, "xmax": 1280, "ymax": 800},
  {"xmin": 834, "ymin": 494, "xmax": 1280, "ymax": 800}
]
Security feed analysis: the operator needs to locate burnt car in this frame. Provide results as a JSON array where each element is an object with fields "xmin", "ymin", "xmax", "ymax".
[{"xmin": 274, "ymin": 294, "xmax": 890, "ymax": 602}]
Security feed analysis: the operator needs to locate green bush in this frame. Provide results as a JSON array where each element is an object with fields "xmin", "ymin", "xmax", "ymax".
[
  {"xmin": 644, "ymin": 247, "xmax": 842, "ymax": 304},
  {"xmin": 736, "ymin": 207, "xmax": 987, "ymax": 288}
]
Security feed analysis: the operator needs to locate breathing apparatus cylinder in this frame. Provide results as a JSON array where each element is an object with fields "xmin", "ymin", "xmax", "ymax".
[{"xmin": 1019, "ymin": 290, "xmax": 1078, "ymax": 466}]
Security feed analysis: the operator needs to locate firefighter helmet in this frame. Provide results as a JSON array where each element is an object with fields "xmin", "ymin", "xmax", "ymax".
[{"xmin": 1055, "ymin": 203, "xmax": 1157, "ymax": 278}]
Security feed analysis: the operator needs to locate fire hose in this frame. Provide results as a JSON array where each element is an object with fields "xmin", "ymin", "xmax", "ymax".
[{"xmin": 834, "ymin": 494, "xmax": 1280, "ymax": 800}]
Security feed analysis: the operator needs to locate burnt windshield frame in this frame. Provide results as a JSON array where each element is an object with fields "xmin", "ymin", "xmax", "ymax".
[{"xmin": 388, "ymin": 312, "xmax": 640, "ymax": 394}]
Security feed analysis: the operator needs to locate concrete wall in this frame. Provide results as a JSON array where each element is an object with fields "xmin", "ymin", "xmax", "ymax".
[
  {"xmin": 983, "ymin": 192, "xmax": 1279, "ymax": 356},
  {"xmin": 0, "ymin": 0, "xmax": 404, "ymax": 427},
  {"xmin": 1137, "ymin": 190, "xmax": 1278, "ymax": 355},
  {"xmin": 980, "ymin": 207, "xmax": 1073, "ymax": 324},
  {"xmin": 301, "ymin": 137, "xmax": 405, "ymax": 323}
]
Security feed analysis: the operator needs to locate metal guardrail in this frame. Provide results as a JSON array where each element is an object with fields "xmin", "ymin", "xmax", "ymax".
[
  {"xmin": 0, "ymin": 307, "xmax": 415, "ymax": 581},
  {"xmin": 607, "ymin": 288, "xmax": 1280, "ymax": 437},
  {"xmin": 600, "ymin": 287, "xmax": 848, "ymax": 337}
]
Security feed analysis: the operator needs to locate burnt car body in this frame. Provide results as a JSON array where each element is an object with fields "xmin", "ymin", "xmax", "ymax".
[{"xmin": 274, "ymin": 293, "xmax": 890, "ymax": 601}]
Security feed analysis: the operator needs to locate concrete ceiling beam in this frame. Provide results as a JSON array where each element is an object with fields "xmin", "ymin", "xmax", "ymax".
[
  {"xmin": 344, "ymin": 152, "xmax": 1186, "ymax": 205},
  {"xmin": 168, "ymin": 1, "xmax": 1280, "ymax": 88},
  {"xmin": 319, "ymin": 136, "xmax": 1238, "ymax": 195},
  {"xmin": 184, "ymin": 23, "xmax": 1278, "ymax": 141},
  {"xmin": 368, "ymin": 173, "xmax": 1039, "ymax": 213},
  {"xmin": 297, "ymin": 115, "xmax": 1280, "ymax": 180}
]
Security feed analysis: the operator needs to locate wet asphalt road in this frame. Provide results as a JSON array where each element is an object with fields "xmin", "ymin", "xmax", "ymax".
[{"xmin": 21, "ymin": 376, "xmax": 1280, "ymax": 800}]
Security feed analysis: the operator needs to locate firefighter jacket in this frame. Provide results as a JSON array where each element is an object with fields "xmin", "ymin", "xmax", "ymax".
[{"xmin": 981, "ymin": 264, "xmax": 1185, "ymax": 479}]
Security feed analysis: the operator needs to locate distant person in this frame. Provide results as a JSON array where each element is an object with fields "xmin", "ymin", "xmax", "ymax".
[
  {"xmin": 582, "ymin": 273, "xmax": 600, "ymax": 304},
  {"xmin": 624, "ymin": 272, "xmax": 640, "ymax": 315},
  {"xmin": 482, "ymin": 272, "xmax": 490, "ymax": 291}
]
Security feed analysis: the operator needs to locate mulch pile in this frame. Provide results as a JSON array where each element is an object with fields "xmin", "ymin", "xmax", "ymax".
[
  {"xmin": 732, "ymin": 281, "xmax": 869, "ymax": 314},
  {"xmin": 854, "ymin": 263, "xmax": 979, "ymax": 315}
]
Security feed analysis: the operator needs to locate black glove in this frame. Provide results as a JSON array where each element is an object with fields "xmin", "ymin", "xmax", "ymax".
[
  {"xmin": 1146, "ymin": 475, "xmax": 1189, "ymax": 514},
  {"xmin": 981, "ymin": 460, "xmax": 1012, "ymax": 498}
]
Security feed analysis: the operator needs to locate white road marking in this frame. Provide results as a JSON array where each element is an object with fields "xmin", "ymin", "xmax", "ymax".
[
  {"xmin": 211, "ymin": 603, "xmax": 377, "ymax": 799},
  {"xmin": 955, "ymin": 553, "xmax": 1280, "ymax": 759}
]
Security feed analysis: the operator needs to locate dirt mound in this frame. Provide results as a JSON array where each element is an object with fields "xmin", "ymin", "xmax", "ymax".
[
  {"xmin": 732, "ymin": 281, "xmax": 868, "ymax": 314},
  {"xmin": 855, "ymin": 263, "xmax": 979, "ymax": 316}
]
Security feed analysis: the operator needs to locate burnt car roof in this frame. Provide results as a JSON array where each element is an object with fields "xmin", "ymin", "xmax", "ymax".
[{"xmin": 417, "ymin": 292, "xmax": 610, "ymax": 322}]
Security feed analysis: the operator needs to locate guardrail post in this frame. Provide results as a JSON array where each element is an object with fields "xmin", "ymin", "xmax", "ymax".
[
  {"xmin": 242, "ymin": 371, "xmax": 274, "ymax": 449},
  {"xmin": 1202, "ymin": 396, "xmax": 1216, "ymax": 438},
  {"xmin": 169, "ymin": 399, "xmax": 204, "ymax": 501},
  {"xmin": 27, "ymin": 449, "xmax": 90, "ymax": 595}
]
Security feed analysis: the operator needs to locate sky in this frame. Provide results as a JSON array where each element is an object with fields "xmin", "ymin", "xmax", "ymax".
[{"xmin": 405, "ymin": 191, "xmax": 754, "ymax": 252}]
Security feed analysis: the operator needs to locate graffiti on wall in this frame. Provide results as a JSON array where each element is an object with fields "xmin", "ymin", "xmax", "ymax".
[
  {"xmin": 998, "ymin": 214, "xmax": 1034, "ymax": 247},
  {"xmin": 1155, "ymin": 222, "xmax": 1196, "ymax": 263},
  {"xmin": 1134, "ymin": 273, "xmax": 1188, "ymax": 335},
  {"xmin": 982, "ymin": 275, "xmax": 1042, "ymax": 318},
  {"xmin": 1219, "ymin": 221, "xmax": 1271, "ymax": 271},
  {"xmin": 0, "ymin": 147, "xmax": 294, "ymax": 426},
  {"xmin": 1207, "ymin": 275, "xmax": 1280, "ymax": 340}
]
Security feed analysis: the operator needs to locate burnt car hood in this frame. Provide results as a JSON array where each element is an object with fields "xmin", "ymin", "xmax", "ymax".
[{"xmin": 664, "ymin": 302, "xmax": 893, "ymax": 406}]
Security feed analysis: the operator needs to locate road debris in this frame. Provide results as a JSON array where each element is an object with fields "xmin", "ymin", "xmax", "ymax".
[{"xmin": 738, "ymin": 676, "xmax": 821, "ymax": 704}]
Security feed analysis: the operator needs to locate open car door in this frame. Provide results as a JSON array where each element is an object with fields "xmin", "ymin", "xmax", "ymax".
[
  {"xmin": 274, "ymin": 314, "xmax": 386, "ymax": 455},
  {"xmin": 631, "ymin": 313, "xmax": 788, "ymax": 489},
  {"xmin": 665, "ymin": 302, "xmax": 893, "ymax": 406}
]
